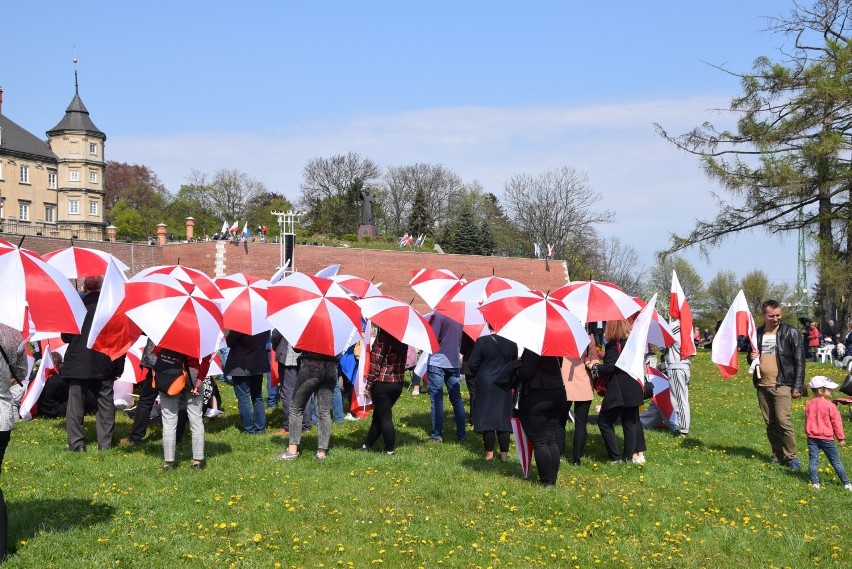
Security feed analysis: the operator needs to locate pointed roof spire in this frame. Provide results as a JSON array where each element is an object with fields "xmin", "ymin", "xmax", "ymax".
[{"xmin": 46, "ymin": 57, "xmax": 104, "ymax": 138}]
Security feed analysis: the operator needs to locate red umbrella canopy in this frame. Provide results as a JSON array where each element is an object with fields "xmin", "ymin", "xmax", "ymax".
[
  {"xmin": 139, "ymin": 265, "xmax": 224, "ymax": 300},
  {"xmin": 214, "ymin": 273, "xmax": 272, "ymax": 336},
  {"xmin": 409, "ymin": 268, "xmax": 466, "ymax": 310},
  {"xmin": 0, "ymin": 244, "xmax": 86, "ymax": 336},
  {"xmin": 331, "ymin": 275, "xmax": 383, "ymax": 299},
  {"xmin": 43, "ymin": 246, "xmax": 130, "ymax": 278},
  {"xmin": 356, "ymin": 295, "xmax": 439, "ymax": 354},
  {"xmin": 266, "ymin": 272, "xmax": 363, "ymax": 357},
  {"xmin": 121, "ymin": 273, "xmax": 224, "ymax": 359},
  {"xmin": 632, "ymin": 297, "xmax": 676, "ymax": 348},
  {"xmin": 445, "ymin": 276, "xmax": 529, "ymax": 304},
  {"xmin": 478, "ymin": 289, "xmax": 590, "ymax": 357},
  {"xmin": 550, "ymin": 280, "xmax": 642, "ymax": 324}
]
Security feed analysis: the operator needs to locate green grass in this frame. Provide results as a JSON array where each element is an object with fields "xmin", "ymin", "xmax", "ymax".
[{"xmin": 4, "ymin": 352, "xmax": 852, "ymax": 568}]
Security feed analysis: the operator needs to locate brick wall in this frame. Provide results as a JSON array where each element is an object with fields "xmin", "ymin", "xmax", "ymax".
[{"xmin": 5, "ymin": 233, "xmax": 569, "ymax": 312}]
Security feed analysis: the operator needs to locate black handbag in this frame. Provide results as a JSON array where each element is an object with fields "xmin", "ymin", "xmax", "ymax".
[
  {"xmin": 839, "ymin": 373, "xmax": 852, "ymax": 397},
  {"xmin": 643, "ymin": 379, "xmax": 655, "ymax": 400}
]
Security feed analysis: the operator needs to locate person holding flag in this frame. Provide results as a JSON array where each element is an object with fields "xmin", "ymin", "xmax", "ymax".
[
  {"xmin": 747, "ymin": 299, "xmax": 805, "ymax": 470},
  {"xmin": 663, "ymin": 270, "xmax": 695, "ymax": 437}
]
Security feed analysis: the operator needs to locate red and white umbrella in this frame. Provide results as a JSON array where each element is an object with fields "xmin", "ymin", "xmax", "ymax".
[
  {"xmin": 409, "ymin": 268, "xmax": 465, "ymax": 310},
  {"xmin": 214, "ymin": 273, "xmax": 272, "ymax": 335},
  {"xmin": 42, "ymin": 246, "xmax": 129, "ymax": 278},
  {"xmin": 0, "ymin": 244, "xmax": 86, "ymax": 336},
  {"xmin": 118, "ymin": 337, "xmax": 147, "ymax": 384},
  {"xmin": 646, "ymin": 366, "xmax": 678, "ymax": 425},
  {"xmin": 632, "ymin": 297, "xmax": 676, "ymax": 349},
  {"xmin": 550, "ymin": 280, "xmax": 642, "ymax": 324},
  {"xmin": 433, "ymin": 299, "xmax": 490, "ymax": 340},
  {"xmin": 266, "ymin": 272, "xmax": 363, "ymax": 357},
  {"xmin": 478, "ymin": 289, "xmax": 590, "ymax": 357},
  {"xmin": 510, "ymin": 416, "xmax": 533, "ymax": 479},
  {"xmin": 356, "ymin": 295, "xmax": 439, "ymax": 354},
  {"xmin": 331, "ymin": 274, "xmax": 383, "ymax": 299},
  {"xmin": 445, "ymin": 276, "xmax": 529, "ymax": 304},
  {"xmin": 122, "ymin": 273, "xmax": 224, "ymax": 358},
  {"xmin": 139, "ymin": 265, "xmax": 224, "ymax": 300}
]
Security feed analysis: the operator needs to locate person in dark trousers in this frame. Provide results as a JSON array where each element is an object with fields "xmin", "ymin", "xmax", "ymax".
[
  {"xmin": 224, "ymin": 330, "xmax": 270, "ymax": 434},
  {"xmin": 1, "ymin": 323, "xmax": 28, "ymax": 561},
  {"xmin": 517, "ymin": 349, "xmax": 568, "ymax": 485},
  {"xmin": 62, "ymin": 276, "xmax": 126, "ymax": 451},
  {"xmin": 359, "ymin": 327, "xmax": 408, "ymax": 454},
  {"xmin": 467, "ymin": 333, "xmax": 518, "ymax": 462},
  {"xmin": 589, "ymin": 318, "xmax": 643, "ymax": 463},
  {"xmin": 121, "ymin": 338, "xmax": 158, "ymax": 445}
]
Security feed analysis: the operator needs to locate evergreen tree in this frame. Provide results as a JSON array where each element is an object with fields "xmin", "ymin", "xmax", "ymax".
[
  {"xmin": 447, "ymin": 202, "xmax": 481, "ymax": 255},
  {"xmin": 478, "ymin": 219, "xmax": 495, "ymax": 256},
  {"xmin": 407, "ymin": 187, "xmax": 432, "ymax": 238}
]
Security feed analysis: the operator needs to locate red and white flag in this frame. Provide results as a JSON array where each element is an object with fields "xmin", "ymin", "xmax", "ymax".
[
  {"xmin": 711, "ymin": 289, "xmax": 758, "ymax": 378},
  {"xmin": 228, "ymin": 221, "xmax": 239, "ymax": 235},
  {"xmin": 350, "ymin": 320, "xmax": 372, "ymax": 418},
  {"xmin": 616, "ymin": 293, "xmax": 657, "ymax": 390},
  {"xmin": 510, "ymin": 416, "xmax": 533, "ymax": 478},
  {"xmin": 19, "ymin": 345, "xmax": 58, "ymax": 420},
  {"xmin": 669, "ymin": 270, "xmax": 696, "ymax": 358},
  {"xmin": 645, "ymin": 365, "xmax": 678, "ymax": 425},
  {"xmin": 87, "ymin": 256, "xmax": 139, "ymax": 360}
]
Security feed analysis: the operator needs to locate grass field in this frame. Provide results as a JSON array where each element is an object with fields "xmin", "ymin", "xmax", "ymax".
[{"xmin": 3, "ymin": 352, "xmax": 852, "ymax": 568}]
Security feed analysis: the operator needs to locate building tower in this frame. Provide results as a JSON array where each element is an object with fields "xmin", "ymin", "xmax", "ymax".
[{"xmin": 46, "ymin": 62, "xmax": 106, "ymax": 240}]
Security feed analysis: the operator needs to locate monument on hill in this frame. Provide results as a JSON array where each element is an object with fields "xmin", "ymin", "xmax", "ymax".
[{"xmin": 357, "ymin": 187, "xmax": 377, "ymax": 239}]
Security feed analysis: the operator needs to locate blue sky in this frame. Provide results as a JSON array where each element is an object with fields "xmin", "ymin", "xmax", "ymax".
[{"xmin": 2, "ymin": 1, "xmax": 805, "ymax": 294}]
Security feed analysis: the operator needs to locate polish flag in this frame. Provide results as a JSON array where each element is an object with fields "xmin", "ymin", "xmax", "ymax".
[
  {"xmin": 228, "ymin": 221, "xmax": 239, "ymax": 235},
  {"xmin": 645, "ymin": 365, "xmax": 678, "ymax": 425},
  {"xmin": 350, "ymin": 319, "xmax": 373, "ymax": 418},
  {"xmin": 711, "ymin": 290, "xmax": 758, "ymax": 378},
  {"xmin": 510, "ymin": 416, "xmax": 533, "ymax": 478},
  {"xmin": 616, "ymin": 293, "xmax": 658, "ymax": 389},
  {"xmin": 87, "ymin": 256, "xmax": 139, "ymax": 360},
  {"xmin": 669, "ymin": 271, "xmax": 696, "ymax": 358},
  {"xmin": 19, "ymin": 345, "xmax": 58, "ymax": 420}
]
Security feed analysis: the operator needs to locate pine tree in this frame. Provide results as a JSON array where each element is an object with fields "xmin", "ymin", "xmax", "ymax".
[{"xmin": 407, "ymin": 187, "xmax": 432, "ymax": 238}]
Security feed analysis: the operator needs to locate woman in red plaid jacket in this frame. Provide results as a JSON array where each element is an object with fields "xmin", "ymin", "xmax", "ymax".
[{"xmin": 359, "ymin": 327, "xmax": 408, "ymax": 455}]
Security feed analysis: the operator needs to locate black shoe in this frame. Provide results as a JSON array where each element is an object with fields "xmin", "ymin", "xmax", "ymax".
[
  {"xmin": 358, "ymin": 445, "xmax": 371, "ymax": 452},
  {"xmin": 64, "ymin": 446, "xmax": 85, "ymax": 452},
  {"xmin": 191, "ymin": 461, "xmax": 204, "ymax": 470},
  {"xmin": 162, "ymin": 462, "xmax": 175, "ymax": 471}
]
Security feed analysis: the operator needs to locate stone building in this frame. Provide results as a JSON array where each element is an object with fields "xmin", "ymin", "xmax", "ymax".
[{"xmin": 0, "ymin": 78, "xmax": 106, "ymax": 241}]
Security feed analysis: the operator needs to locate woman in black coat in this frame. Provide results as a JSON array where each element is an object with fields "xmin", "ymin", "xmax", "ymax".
[
  {"xmin": 588, "ymin": 319, "xmax": 643, "ymax": 463},
  {"xmin": 467, "ymin": 334, "xmax": 518, "ymax": 462},
  {"xmin": 517, "ymin": 349, "xmax": 568, "ymax": 485}
]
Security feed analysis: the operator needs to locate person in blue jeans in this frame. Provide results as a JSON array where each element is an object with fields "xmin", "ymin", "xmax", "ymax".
[
  {"xmin": 224, "ymin": 330, "xmax": 270, "ymax": 434},
  {"xmin": 427, "ymin": 312, "xmax": 466, "ymax": 442}
]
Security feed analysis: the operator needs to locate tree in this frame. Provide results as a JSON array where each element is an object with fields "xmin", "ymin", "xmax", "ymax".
[
  {"xmin": 645, "ymin": 256, "xmax": 706, "ymax": 320},
  {"xmin": 299, "ymin": 153, "xmax": 380, "ymax": 234},
  {"xmin": 655, "ymin": 0, "xmax": 852, "ymax": 324},
  {"xmin": 244, "ymin": 192, "xmax": 293, "ymax": 235},
  {"xmin": 592, "ymin": 237, "xmax": 646, "ymax": 296},
  {"xmin": 381, "ymin": 163, "xmax": 464, "ymax": 235},
  {"xmin": 407, "ymin": 187, "xmax": 432, "ymax": 238},
  {"xmin": 104, "ymin": 161, "xmax": 168, "ymax": 215},
  {"xmin": 109, "ymin": 199, "xmax": 146, "ymax": 239},
  {"xmin": 444, "ymin": 201, "xmax": 483, "ymax": 255},
  {"xmin": 740, "ymin": 270, "xmax": 792, "ymax": 317},
  {"xmin": 181, "ymin": 169, "xmax": 267, "ymax": 224},
  {"xmin": 502, "ymin": 167, "xmax": 613, "ymax": 263},
  {"xmin": 705, "ymin": 270, "xmax": 740, "ymax": 319}
]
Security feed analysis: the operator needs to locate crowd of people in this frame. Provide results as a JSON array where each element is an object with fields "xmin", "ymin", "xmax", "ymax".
[{"xmin": 2, "ymin": 278, "xmax": 852, "ymax": 558}]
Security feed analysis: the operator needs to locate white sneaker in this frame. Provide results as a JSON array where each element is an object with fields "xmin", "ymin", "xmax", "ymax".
[
  {"xmin": 344, "ymin": 413, "xmax": 360, "ymax": 421},
  {"xmin": 844, "ymin": 484, "xmax": 852, "ymax": 491},
  {"xmin": 812, "ymin": 483, "xmax": 821, "ymax": 490}
]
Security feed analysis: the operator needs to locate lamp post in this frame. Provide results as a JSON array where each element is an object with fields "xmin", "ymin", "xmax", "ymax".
[{"xmin": 271, "ymin": 210, "xmax": 302, "ymax": 274}]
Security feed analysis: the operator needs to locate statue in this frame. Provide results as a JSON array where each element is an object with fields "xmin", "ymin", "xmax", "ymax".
[{"xmin": 360, "ymin": 188, "xmax": 375, "ymax": 226}]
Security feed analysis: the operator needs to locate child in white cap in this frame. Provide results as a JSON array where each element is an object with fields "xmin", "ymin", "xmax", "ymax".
[{"xmin": 805, "ymin": 376, "xmax": 851, "ymax": 490}]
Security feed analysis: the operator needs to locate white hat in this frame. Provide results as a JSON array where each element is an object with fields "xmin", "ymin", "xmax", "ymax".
[{"xmin": 808, "ymin": 376, "xmax": 839, "ymax": 390}]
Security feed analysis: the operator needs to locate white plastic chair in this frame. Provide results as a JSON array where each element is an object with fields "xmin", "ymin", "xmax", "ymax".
[{"xmin": 815, "ymin": 345, "xmax": 833, "ymax": 364}]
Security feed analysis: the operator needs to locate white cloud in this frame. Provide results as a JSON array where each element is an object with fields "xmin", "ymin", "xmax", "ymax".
[{"xmin": 108, "ymin": 96, "xmax": 800, "ymax": 291}]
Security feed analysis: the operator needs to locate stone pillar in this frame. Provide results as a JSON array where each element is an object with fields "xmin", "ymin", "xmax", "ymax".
[
  {"xmin": 185, "ymin": 217, "xmax": 195, "ymax": 241},
  {"xmin": 106, "ymin": 225, "xmax": 117, "ymax": 242},
  {"xmin": 157, "ymin": 223, "xmax": 167, "ymax": 246}
]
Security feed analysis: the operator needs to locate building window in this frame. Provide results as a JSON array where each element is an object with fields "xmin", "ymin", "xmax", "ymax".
[
  {"xmin": 89, "ymin": 143, "xmax": 97, "ymax": 155},
  {"xmin": 0, "ymin": 198, "xmax": 4, "ymax": 218},
  {"xmin": 45, "ymin": 204, "xmax": 56, "ymax": 223},
  {"xmin": 89, "ymin": 171, "xmax": 98, "ymax": 184},
  {"xmin": 89, "ymin": 201, "xmax": 98, "ymax": 216},
  {"xmin": 0, "ymin": 161, "xmax": 4, "ymax": 180},
  {"xmin": 69, "ymin": 200, "xmax": 80, "ymax": 215},
  {"xmin": 70, "ymin": 170, "xmax": 80, "ymax": 182},
  {"xmin": 48, "ymin": 172, "xmax": 57, "ymax": 189},
  {"xmin": 20, "ymin": 165, "xmax": 29, "ymax": 184},
  {"xmin": 19, "ymin": 202, "xmax": 30, "ymax": 221}
]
